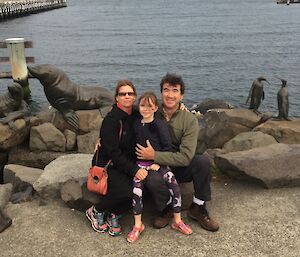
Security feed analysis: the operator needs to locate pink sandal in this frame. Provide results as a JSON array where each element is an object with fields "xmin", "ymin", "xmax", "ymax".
[
  {"xmin": 127, "ymin": 224, "xmax": 145, "ymax": 243},
  {"xmin": 171, "ymin": 221, "xmax": 193, "ymax": 235}
]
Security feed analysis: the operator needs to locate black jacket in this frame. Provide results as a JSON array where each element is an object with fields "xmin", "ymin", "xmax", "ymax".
[{"xmin": 93, "ymin": 104, "xmax": 139, "ymax": 178}]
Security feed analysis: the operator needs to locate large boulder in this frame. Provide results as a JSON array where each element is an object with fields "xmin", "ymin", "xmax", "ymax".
[
  {"xmin": 29, "ymin": 123, "xmax": 66, "ymax": 152},
  {"xmin": 215, "ymin": 143, "xmax": 300, "ymax": 188},
  {"xmin": 33, "ymin": 154, "xmax": 92, "ymax": 199},
  {"xmin": 253, "ymin": 119, "xmax": 300, "ymax": 144},
  {"xmin": 0, "ymin": 119, "xmax": 31, "ymax": 151},
  {"xmin": 8, "ymin": 145, "xmax": 67, "ymax": 169},
  {"xmin": 64, "ymin": 129, "xmax": 76, "ymax": 151},
  {"xmin": 203, "ymin": 108, "xmax": 261, "ymax": 148},
  {"xmin": 4, "ymin": 164, "xmax": 43, "ymax": 190},
  {"xmin": 190, "ymin": 98, "xmax": 233, "ymax": 115},
  {"xmin": 37, "ymin": 107, "xmax": 104, "ymax": 134},
  {"xmin": 77, "ymin": 131, "xmax": 99, "ymax": 154},
  {"xmin": 0, "ymin": 183, "xmax": 12, "ymax": 209},
  {"xmin": 60, "ymin": 179, "xmax": 100, "ymax": 211},
  {"xmin": 223, "ymin": 131, "xmax": 278, "ymax": 152}
]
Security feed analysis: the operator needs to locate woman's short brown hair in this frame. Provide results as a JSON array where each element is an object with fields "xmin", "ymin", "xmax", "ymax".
[{"xmin": 115, "ymin": 79, "xmax": 137, "ymax": 101}]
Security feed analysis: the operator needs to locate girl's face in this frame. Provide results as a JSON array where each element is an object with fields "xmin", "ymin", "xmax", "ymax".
[
  {"xmin": 139, "ymin": 98, "xmax": 158, "ymax": 120},
  {"xmin": 116, "ymin": 85, "xmax": 136, "ymax": 109}
]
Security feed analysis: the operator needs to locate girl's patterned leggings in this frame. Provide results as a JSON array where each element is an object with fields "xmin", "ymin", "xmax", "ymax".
[{"xmin": 132, "ymin": 166, "xmax": 181, "ymax": 215}]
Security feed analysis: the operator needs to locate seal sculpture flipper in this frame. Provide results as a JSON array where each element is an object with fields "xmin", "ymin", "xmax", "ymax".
[
  {"xmin": 53, "ymin": 97, "xmax": 80, "ymax": 129},
  {"xmin": 28, "ymin": 64, "xmax": 114, "ymax": 130},
  {"xmin": 62, "ymin": 109, "xmax": 80, "ymax": 130}
]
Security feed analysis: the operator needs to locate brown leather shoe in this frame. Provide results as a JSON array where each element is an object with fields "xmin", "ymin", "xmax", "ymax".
[
  {"xmin": 187, "ymin": 203, "xmax": 219, "ymax": 232},
  {"xmin": 153, "ymin": 206, "xmax": 173, "ymax": 229}
]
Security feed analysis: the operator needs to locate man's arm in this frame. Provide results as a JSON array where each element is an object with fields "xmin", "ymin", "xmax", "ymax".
[
  {"xmin": 154, "ymin": 115, "xmax": 199, "ymax": 166},
  {"xmin": 136, "ymin": 112, "xmax": 199, "ymax": 167}
]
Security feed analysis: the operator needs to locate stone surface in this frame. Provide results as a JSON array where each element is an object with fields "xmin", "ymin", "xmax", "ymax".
[
  {"xmin": 60, "ymin": 179, "xmax": 100, "ymax": 212},
  {"xmin": 33, "ymin": 154, "xmax": 92, "ymax": 199},
  {"xmin": 215, "ymin": 143, "xmax": 300, "ymax": 188},
  {"xmin": 38, "ymin": 108, "xmax": 103, "ymax": 134},
  {"xmin": 222, "ymin": 131, "xmax": 278, "ymax": 152},
  {"xmin": 179, "ymin": 181, "xmax": 194, "ymax": 210},
  {"xmin": 0, "ymin": 119, "xmax": 30, "ymax": 151},
  {"xmin": 8, "ymin": 145, "xmax": 67, "ymax": 169},
  {"xmin": 0, "ymin": 183, "xmax": 12, "ymax": 209},
  {"xmin": 64, "ymin": 129, "xmax": 76, "ymax": 151},
  {"xmin": 0, "ymin": 151, "xmax": 8, "ymax": 184},
  {"xmin": 4, "ymin": 164, "xmax": 43, "ymax": 188},
  {"xmin": 29, "ymin": 122, "xmax": 66, "ymax": 152},
  {"xmin": 253, "ymin": 119, "xmax": 300, "ymax": 144},
  {"xmin": 77, "ymin": 131, "xmax": 98, "ymax": 154},
  {"xmin": 203, "ymin": 108, "xmax": 261, "ymax": 148}
]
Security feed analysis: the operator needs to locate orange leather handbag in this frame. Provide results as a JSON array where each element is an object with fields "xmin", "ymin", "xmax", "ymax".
[{"xmin": 87, "ymin": 160, "xmax": 110, "ymax": 195}]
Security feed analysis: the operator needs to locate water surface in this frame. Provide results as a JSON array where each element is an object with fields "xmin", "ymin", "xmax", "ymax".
[{"xmin": 1, "ymin": 0, "xmax": 299, "ymax": 115}]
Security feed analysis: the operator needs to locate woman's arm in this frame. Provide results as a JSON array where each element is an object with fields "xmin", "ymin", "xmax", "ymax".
[{"xmin": 100, "ymin": 116, "xmax": 139, "ymax": 177}]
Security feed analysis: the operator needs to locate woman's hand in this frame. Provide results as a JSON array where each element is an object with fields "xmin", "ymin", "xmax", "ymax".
[
  {"xmin": 135, "ymin": 168, "xmax": 148, "ymax": 180},
  {"xmin": 94, "ymin": 139, "xmax": 101, "ymax": 153}
]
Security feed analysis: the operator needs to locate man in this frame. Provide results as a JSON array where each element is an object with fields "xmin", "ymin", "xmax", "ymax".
[{"xmin": 136, "ymin": 73, "xmax": 219, "ymax": 232}]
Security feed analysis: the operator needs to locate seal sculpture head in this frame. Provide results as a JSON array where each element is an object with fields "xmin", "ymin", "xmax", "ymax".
[
  {"xmin": 28, "ymin": 64, "xmax": 114, "ymax": 130},
  {"xmin": 246, "ymin": 76, "xmax": 270, "ymax": 113}
]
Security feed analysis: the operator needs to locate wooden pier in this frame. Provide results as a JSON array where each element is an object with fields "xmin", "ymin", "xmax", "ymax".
[
  {"xmin": 0, "ymin": 0, "xmax": 67, "ymax": 21},
  {"xmin": 277, "ymin": 0, "xmax": 300, "ymax": 4}
]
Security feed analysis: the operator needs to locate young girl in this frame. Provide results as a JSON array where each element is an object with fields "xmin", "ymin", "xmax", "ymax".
[{"xmin": 127, "ymin": 91, "xmax": 192, "ymax": 243}]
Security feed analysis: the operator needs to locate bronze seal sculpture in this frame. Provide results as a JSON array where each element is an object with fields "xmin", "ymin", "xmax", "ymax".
[
  {"xmin": 0, "ymin": 82, "xmax": 29, "ymax": 127},
  {"xmin": 276, "ymin": 77, "xmax": 290, "ymax": 121},
  {"xmin": 28, "ymin": 64, "xmax": 114, "ymax": 130},
  {"xmin": 246, "ymin": 76, "xmax": 270, "ymax": 113}
]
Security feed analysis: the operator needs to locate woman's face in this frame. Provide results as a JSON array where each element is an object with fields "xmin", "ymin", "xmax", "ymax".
[{"xmin": 116, "ymin": 85, "xmax": 136, "ymax": 108}]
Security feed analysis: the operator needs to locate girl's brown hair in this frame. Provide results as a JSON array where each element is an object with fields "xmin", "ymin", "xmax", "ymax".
[{"xmin": 138, "ymin": 91, "xmax": 158, "ymax": 107}]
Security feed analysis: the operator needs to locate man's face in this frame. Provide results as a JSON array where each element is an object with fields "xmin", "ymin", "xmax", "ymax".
[{"xmin": 161, "ymin": 83, "xmax": 183, "ymax": 110}]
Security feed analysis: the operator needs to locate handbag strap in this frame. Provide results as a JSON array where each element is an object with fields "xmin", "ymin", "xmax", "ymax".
[{"xmin": 95, "ymin": 120, "xmax": 123, "ymax": 167}]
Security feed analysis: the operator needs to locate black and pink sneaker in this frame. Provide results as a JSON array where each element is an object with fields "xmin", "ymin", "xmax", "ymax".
[
  {"xmin": 85, "ymin": 206, "xmax": 108, "ymax": 233},
  {"xmin": 106, "ymin": 213, "xmax": 122, "ymax": 236}
]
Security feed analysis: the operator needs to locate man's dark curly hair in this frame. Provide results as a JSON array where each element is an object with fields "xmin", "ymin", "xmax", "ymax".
[{"xmin": 160, "ymin": 73, "xmax": 185, "ymax": 94}]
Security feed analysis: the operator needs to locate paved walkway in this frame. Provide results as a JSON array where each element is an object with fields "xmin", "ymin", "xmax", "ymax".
[{"xmin": 0, "ymin": 178, "xmax": 299, "ymax": 257}]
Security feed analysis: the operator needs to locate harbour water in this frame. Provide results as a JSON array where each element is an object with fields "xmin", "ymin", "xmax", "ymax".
[{"xmin": 0, "ymin": 0, "xmax": 299, "ymax": 116}]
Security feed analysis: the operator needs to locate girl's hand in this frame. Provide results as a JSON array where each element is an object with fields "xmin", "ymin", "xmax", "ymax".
[
  {"xmin": 180, "ymin": 102, "xmax": 188, "ymax": 111},
  {"xmin": 150, "ymin": 164, "xmax": 160, "ymax": 171},
  {"xmin": 135, "ymin": 168, "xmax": 148, "ymax": 180}
]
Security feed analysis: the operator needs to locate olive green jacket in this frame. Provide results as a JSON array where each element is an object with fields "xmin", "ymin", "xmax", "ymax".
[{"xmin": 155, "ymin": 108, "xmax": 199, "ymax": 167}]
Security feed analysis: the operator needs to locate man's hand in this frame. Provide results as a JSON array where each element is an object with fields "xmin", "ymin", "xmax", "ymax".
[
  {"xmin": 135, "ymin": 140, "xmax": 155, "ymax": 160},
  {"xmin": 135, "ymin": 168, "xmax": 148, "ymax": 180}
]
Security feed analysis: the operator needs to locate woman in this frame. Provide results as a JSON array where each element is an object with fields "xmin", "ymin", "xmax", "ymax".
[{"xmin": 86, "ymin": 79, "xmax": 148, "ymax": 236}]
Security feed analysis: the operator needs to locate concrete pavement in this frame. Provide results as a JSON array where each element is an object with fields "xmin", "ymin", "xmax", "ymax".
[{"xmin": 0, "ymin": 178, "xmax": 299, "ymax": 257}]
